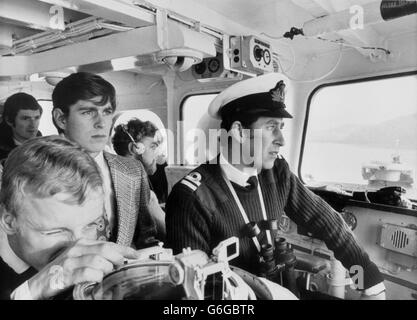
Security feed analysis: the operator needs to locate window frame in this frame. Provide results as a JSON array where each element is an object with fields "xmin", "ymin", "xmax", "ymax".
[
  {"xmin": 179, "ymin": 92, "xmax": 220, "ymax": 165},
  {"xmin": 37, "ymin": 99, "xmax": 58, "ymax": 136},
  {"xmin": 298, "ymin": 70, "xmax": 417, "ymax": 193}
]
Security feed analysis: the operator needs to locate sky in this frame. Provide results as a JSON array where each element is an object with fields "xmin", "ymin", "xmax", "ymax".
[{"xmin": 309, "ymin": 74, "xmax": 417, "ymax": 131}]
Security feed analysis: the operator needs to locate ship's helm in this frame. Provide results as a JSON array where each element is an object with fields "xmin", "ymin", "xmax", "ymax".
[{"xmin": 72, "ymin": 237, "xmax": 296, "ymax": 300}]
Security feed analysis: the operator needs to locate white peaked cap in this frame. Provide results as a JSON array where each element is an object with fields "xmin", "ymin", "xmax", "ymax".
[{"xmin": 208, "ymin": 73, "xmax": 293, "ymax": 119}]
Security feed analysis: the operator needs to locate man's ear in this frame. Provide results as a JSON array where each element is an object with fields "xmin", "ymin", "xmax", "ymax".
[
  {"xmin": 52, "ymin": 108, "xmax": 67, "ymax": 132},
  {"xmin": 0, "ymin": 209, "xmax": 18, "ymax": 235},
  {"xmin": 230, "ymin": 121, "xmax": 245, "ymax": 144}
]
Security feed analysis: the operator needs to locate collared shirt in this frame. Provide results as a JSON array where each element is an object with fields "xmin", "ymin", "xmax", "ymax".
[
  {"xmin": 0, "ymin": 228, "xmax": 33, "ymax": 299},
  {"xmin": 219, "ymin": 152, "xmax": 258, "ymax": 187},
  {"xmin": 0, "ymin": 228, "xmax": 29, "ymax": 274},
  {"xmin": 94, "ymin": 151, "xmax": 116, "ymax": 234},
  {"xmin": 60, "ymin": 133, "xmax": 116, "ymax": 234},
  {"xmin": 13, "ymin": 138, "xmax": 23, "ymax": 147}
]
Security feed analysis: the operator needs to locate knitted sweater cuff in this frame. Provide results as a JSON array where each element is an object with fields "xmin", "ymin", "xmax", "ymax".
[{"xmin": 349, "ymin": 261, "xmax": 384, "ymax": 290}]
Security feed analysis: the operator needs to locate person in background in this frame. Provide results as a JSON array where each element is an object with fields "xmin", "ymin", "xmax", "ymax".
[
  {"xmin": 112, "ymin": 118, "xmax": 167, "ymax": 240},
  {"xmin": 0, "ymin": 93, "xmax": 42, "ymax": 162}
]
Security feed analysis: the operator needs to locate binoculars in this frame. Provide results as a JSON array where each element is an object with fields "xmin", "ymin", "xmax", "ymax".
[{"xmin": 243, "ymin": 219, "xmax": 298, "ymax": 296}]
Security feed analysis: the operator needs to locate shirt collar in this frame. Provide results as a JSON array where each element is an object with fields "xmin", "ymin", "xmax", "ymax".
[
  {"xmin": 94, "ymin": 151, "xmax": 105, "ymax": 168},
  {"xmin": 0, "ymin": 228, "xmax": 30, "ymax": 274},
  {"xmin": 219, "ymin": 152, "xmax": 258, "ymax": 187},
  {"xmin": 13, "ymin": 138, "xmax": 23, "ymax": 146}
]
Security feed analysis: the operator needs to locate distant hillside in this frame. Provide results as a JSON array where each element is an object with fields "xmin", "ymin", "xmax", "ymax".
[{"xmin": 309, "ymin": 113, "xmax": 417, "ymax": 149}]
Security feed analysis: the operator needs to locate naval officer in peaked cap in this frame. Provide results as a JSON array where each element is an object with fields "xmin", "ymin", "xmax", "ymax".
[{"xmin": 166, "ymin": 73, "xmax": 385, "ymax": 299}]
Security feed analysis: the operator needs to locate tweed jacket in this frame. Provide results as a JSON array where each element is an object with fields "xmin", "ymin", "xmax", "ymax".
[{"xmin": 103, "ymin": 152, "xmax": 157, "ymax": 248}]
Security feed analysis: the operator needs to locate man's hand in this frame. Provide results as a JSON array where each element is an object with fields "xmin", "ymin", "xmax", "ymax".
[
  {"xmin": 27, "ymin": 239, "xmax": 140, "ymax": 299},
  {"xmin": 360, "ymin": 290, "xmax": 386, "ymax": 300},
  {"xmin": 359, "ymin": 282, "xmax": 386, "ymax": 300}
]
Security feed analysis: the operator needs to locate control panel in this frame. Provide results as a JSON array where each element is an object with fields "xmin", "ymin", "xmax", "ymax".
[
  {"xmin": 192, "ymin": 53, "xmax": 224, "ymax": 79},
  {"xmin": 282, "ymin": 204, "xmax": 417, "ymax": 300},
  {"xmin": 224, "ymin": 35, "xmax": 274, "ymax": 76}
]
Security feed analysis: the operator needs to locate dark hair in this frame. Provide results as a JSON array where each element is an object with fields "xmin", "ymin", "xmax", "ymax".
[
  {"xmin": 112, "ymin": 118, "xmax": 158, "ymax": 156},
  {"xmin": 0, "ymin": 135, "xmax": 103, "ymax": 216},
  {"xmin": 52, "ymin": 72, "xmax": 116, "ymax": 133},
  {"xmin": 3, "ymin": 92, "xmax": 43, "ymax": 125},
  {"xmin": 220, "ymin": 111, "xmax": 261, "ymax": 131}
]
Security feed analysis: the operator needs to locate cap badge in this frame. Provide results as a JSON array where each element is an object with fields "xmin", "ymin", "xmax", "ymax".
[{"xmin": 269, "ymin": 80, "xmax": 286, "ymax": 105}]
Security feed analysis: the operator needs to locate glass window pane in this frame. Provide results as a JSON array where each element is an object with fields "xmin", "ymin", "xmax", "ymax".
[
  {"xmin": 37, "ymin": 100, "xmax": 58, "ymax": 136},
  {"xmin": 181, "ymin": 94, "xmax": 217, "ymax": 165},
  {"xmin": 301, "ymin": 75, "xmax": 417, "ymax": 200}
]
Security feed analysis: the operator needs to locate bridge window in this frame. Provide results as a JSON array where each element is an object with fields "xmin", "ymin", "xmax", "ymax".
[
  {"xmin": 181, "ymin": 94, "xmax": 218, "ymax": 165},
  {"xmin": 38, "ymin": 100, "xmax": 58, "ymax": 136},
  {"xmin": 301, "ymin": 74, "xmax": 417, "ymax": 200}
]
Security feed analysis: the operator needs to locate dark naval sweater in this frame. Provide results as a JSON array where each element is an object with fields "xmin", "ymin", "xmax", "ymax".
[{"xmin": 166, "ymin": 157, "xmax": 384, "ymax": 290}]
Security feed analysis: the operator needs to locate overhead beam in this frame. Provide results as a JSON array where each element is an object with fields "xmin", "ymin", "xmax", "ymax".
[
  {"xmin": 38, "ymin": 0, "xmax": 156, "ymax": 27},
  {"xmin": 146, "ymin": 0, "xmax": 265, "ymax": 36},
  {"xmin": 0, "ymin": 0, "xmax": 85, "ymax": 31},
  {"xmin": 0, "ymin": 25, "xmax": 14, "ymax": 51},
  {"xmin": 0, "ymin": 20, "xmax": 216, "ymax": 76}
]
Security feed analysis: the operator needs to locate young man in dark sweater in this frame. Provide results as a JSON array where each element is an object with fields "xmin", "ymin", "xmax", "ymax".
[
  {"xmin": 0, "ymin": 92, "xmax": 43, "ymax": 163},
  {"xmin": 166, "ymin": 73, "xmax": 385, "ymax": 299},
  {"xmin": 0, "ymin": 136, "xmax": 139, "ymax": 299}
]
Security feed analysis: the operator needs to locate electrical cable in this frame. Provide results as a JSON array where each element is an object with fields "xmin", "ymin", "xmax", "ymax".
[
  {"xmin": 260, "ymin": 32, "xmax": 285, "ymax": 40},
  {"xmin": 99, "ymin": 22, "xmax": 135, "ymax": 31},
  {"xmin": 13, "ymin": 23, "xmax": 98, "ymax": 53},
  {"xmin": 315, "ymin": 36, "xmax": 391, "ymax": 55},
  {"xmin": 11, "ymin": 19, "xmax": 133, "ymax": 55},
  {"xmin": 263, "ymin": 30, "xmax": 390, "ymax": 83}
]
